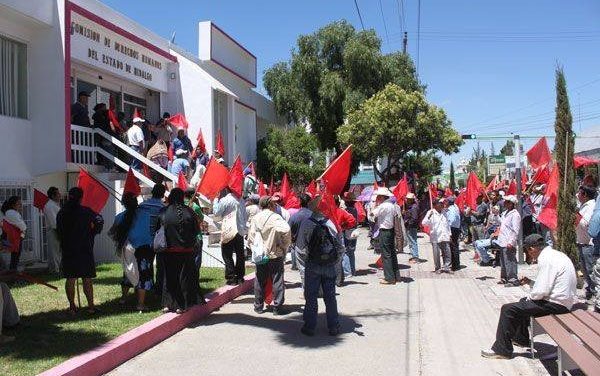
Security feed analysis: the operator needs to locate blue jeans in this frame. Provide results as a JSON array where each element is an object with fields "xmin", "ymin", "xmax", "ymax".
[
  {"xmin": 407, "ymin": 227, "xmax": 419, "ymax": 258},
  {"xmin": 342, "ymin": 237, "xmax": 357, "ymax": 276},
  {"xmin": 130, "ymin": 145, "xmax": 142, "ymax": 170},
  {"xmin": 578, "ymin": 244, "xmax": 599, "ymax": 295},
  {"xmin": 474, "ymin": 239, "xmax": 493, "ymax": 263},
  {"xmin": 303, "ymin": 264, "xmax": 338, "ymax": 331}
]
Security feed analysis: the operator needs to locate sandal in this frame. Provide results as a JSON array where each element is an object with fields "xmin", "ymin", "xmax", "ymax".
[{"xmin": 162, "ymin": 307, "xmax": 171, "ymax": 314}]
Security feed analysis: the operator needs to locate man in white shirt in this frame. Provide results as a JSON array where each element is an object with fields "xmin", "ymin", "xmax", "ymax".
[
  {"xmin": 496, "ymin": 195, "xmax": 521, "ymax": 287},
  {"xmin": 370, "ymin": 188, "xmax": 400, "ymax": 284},
  {"xmin": 43, "ymin": 187, "xmax": 62, "ymax": 274},
  {"xmin": 576, "ymin": 185, "xmax": 597, "ymax": 300},
  {"xmin": 422, "ymin": 198, "xmax": 452, "ymax": 274},
  {"xmin": 127, "ymin": 117, "xmax": 145, "ymax": 171},
  {"xmin": 482, "ymin": 234, "xmax": 577, "ymax": 359}
]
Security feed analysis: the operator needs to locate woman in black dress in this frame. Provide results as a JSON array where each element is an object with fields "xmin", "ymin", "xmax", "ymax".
[
  {"xmin": 158, "ymin": 188, "xmax": 201, "ymax": 313},
  {"xmin": 56, "ymin": 187, "xmax": 104, "ymax": 314}
]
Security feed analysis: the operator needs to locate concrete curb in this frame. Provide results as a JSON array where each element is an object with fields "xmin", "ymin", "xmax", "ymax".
[{"xmin": 38, "ymin": 273, "xmax": 256, "ymax": 376}]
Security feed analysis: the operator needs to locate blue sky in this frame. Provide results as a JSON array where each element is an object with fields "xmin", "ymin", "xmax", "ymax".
[{"xmin": 101, "ymin": 0, "xmax": 600, "ymax": 169}]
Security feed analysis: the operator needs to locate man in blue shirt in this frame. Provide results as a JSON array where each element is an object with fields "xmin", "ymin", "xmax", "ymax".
[
  {"xmin": 288, "ymin": 193, "xmax": 314, "ymax": 283},
  {"xmin": 445, "ymin": 197, "xmax": 462, "ymax": 271},
  {"xmin": 170, "ymin": 149, "xmax": 190, "ymax": 177}
]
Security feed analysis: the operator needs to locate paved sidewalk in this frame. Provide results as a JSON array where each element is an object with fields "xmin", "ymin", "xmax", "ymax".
[{"xmin": 109, "ymin": 231, "xmax": 570, "ymax": 376}]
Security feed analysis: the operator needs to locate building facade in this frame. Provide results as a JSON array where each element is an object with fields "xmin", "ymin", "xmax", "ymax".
[{"xmin": 0, "ymin": 0, "xmax": 281, "ymax": 265}]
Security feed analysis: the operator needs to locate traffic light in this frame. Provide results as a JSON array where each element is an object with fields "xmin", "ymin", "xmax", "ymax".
[{"xmin": 461, "ymin": 134, "xmax": 476, "ymax": 140}]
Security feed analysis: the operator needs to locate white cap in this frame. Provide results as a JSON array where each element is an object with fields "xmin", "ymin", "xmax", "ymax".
[
  {"xmin": 504, "ymin": 195, "xmax": 518, "ymax": 204},
  {"xmin": 373, "ymin": 187, "xmax": 393, "ymax": 197},
  {"xmin": 133, "ymin": 117, "xmax": 145, "ymax": 123},
  {"xmin": 175, "ymin": 149, "xmax": 187, "ymax": 156}
]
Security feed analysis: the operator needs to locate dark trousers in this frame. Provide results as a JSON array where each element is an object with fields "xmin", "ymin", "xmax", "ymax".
[
  {"xmin": 155, "ymin": 253, "xmax": 164, "ymax": 294},
  {"xmin": 450, "ymin": 227, "xmax": 461, "ymax": 270},
  {"xmin": 221, "ymin": 234, "xmax": 245, "ymax": 283},
  {"xmin": 379, "ymin": 228, "xmax": 398, "ymax": 282},
  {"xmin": 162, "ymin": 252, "xmax": 200, "ymax": 311},
  {"xmin": 254, "ymin": 257, "xmax": 285, "ymax": 309},
  {"xmin": 303, "ymin": 265, "xmax": 338, "ymax": 331},
  {"xmin": 499, "ymin": 247, "xmax": 518, "ymax": 284},
  {"xmin": 9, "ymin": 242, "xmax": 22, "ymax": 271},
  {"xmin": 491, "ymin": 298, "xmax": 569, "ymax": 356}
]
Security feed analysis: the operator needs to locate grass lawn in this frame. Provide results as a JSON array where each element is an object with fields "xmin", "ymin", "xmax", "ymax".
[{"xmin": 0, "ymin": 263, "xmax": 253, "ymax": 376}]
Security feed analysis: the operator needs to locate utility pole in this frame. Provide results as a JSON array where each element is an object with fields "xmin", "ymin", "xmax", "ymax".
[
  {"xmin": 402, "ymin": 32, "xmax": 408, "ymax": 54},
  {"xmin": 514, "ymin": 134, "xmax": 524, "ymax": 263}
]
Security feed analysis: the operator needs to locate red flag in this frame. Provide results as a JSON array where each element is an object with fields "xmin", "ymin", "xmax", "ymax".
[
  {"xmin": 33, "ymin": 189, "xmax": 49, "ymax": 211},
  {"xmin": 506, "ymin": 179, "xmax": 517, "ymax": 195},
  {"xmin": 168, "ymin": 113, "xmax": 189, "ymax": 129},
  {"xmin": 531, "ymin": 165, "xmax": 551, "ymax": 185},
  {"xmin": 375, "ymin": 256, "xmax": 383, "ymax": 269},
  {"xmin": 227, "ymin": 155, "xmax": 244, "ymax": 197},
  {"xmin": 456, "ymin": 189, "xmax": 466, "ymax": 211},
  {"xmin": 319, "ymin": 145, "xmax": 352, "ymax": 196},
  {"xmin": 142, "ymin": 164, "xmax": 151, "ymax": 179},
  {"xmin": 465, "ymin": 172, "xmax": 485, "ymax": 211},
  {"xmin": 196, "ymin": 158, "xmax": 230, "ymax": 200},
  {"xmin": 269, "ymin": 177, "xmax": 275, "ymax": 195},
  {"xmin": 216, "ymin": 129, "xmax": 225, "ymax": 156},
  {"xmin": 108, "ymin": 95, "xmax": 124, "ymax": 134},
  {"xmin": 78, "ymin": 168, "xmax": 109, "ymax": 214},
  {"xmin": 444, "ymin": 187, "xmax": 453, "ymax": 198},
  {"xmin": 280, "ymin": 173, "xmax": 292, "ymax": 202},
  {"xmin": 521, "ymin": 169, "xmax": 528, "ymax": 191},
  {"xmin": 318, "ymin": 185, "xmax": 340, "ymax": 231},
  {"xmin": 355, "ymin": 201, "xmax": 366, "ymax": 223},
  {"xmin": 573, "ymin": 155, "xmax": 598, "ymax": 169},
  {"xmin": 123, "ymin": 168, "xmax": 141, "ymax": 197},
  {"xmin": 392, "ymin": 173, "xmax": 409, "ymax": 205},
  {"xmin": 537, "ymin": 167, "xmax": 559, "ymax": 230},
  {"xmin": 177, "ymin": 171, "xmax": 188, "ymax": 190},
  {"xmin": 264, "ymin": 276, "xmax": 273, "ymax": 305},
  {"xmin": 258, "ymin": 179, "xmax": 267, "ymax": 196},
  {"xmin": 526, "ymin": 137, "xmax": 552, "ymax": 169},
  {"xmin": 284, "ymin": 191, "xmax": 301, "ymax": 209},
  {"xmin": 429, "ymin": 183, "xmax": 439, "ymax": 201},
  {"xmin": 196, "ymin": 129, "xmax": 206, "ymax": 153},
  {"xmin": 306, "ymin": 180, "xmax": 317, "ymax": 197},
  {"xmin": 133, "ymin": 107, "xmax": 142, "ymax": 119},
  {"xmin": 486, "ymin": 175, "xmax": 499, "ymax": 192},
  {"xmin": 1, "ymin": 221, "xmax": 22, "ymax": 252},
  {"xmin": 168, "ymin": 145, "xmax": 174, "ymax": 162}
]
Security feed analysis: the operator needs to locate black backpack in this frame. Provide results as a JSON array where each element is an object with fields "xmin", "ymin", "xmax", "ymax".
[{"xmin": 307, "ymin": 218, "xmax": 338, "ymax": 265}]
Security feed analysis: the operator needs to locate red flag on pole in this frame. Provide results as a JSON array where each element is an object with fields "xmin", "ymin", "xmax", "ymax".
[
  {"xmin": 167, "ymin": 113, "xmax": 189, "ymax": 129},
  {"xmin": 216, "ymin": 129, "xmax": 225, "ymax": 156},
  {"xmin": 319, "ymin": 145, "xmax": 352, "ymax": 196},
  {"xmin": 537, "ymin": 167, "xmax": 559, "ymax": 230},
  {"xmin": 429, "ymin": 183, "xmax": 439, "ymax": 202},
  {"xmin": 177, "ymin": 171, "xmax": 188, "ymax": 190},
  {"xmin": 228, "ymin": 155, "xmax": 244, "ymax": 197},
  {"xmin": 78, "ymin": 168, "xmax": 109, "ymax": 214},
  {"xmin": 284, "ymin": 191, "xmax": 301, "ymax": 209},
  {"xmin": 1, "ymin": 221, "xmax": 22, "ymax": 252},
  {"xmin": 531, "ymin": 165, "xmax": 551, "ymax": 185},
  {"xmin": 107, "ymin": 95, "xmax": 124, "ymax": 134},
  {"xmin": 444, "ymin": 187, "xmax": 453, "ymax": 198},
  {"xmin": 392, "ymin": 173, "xmax": 409, "ymax": 205},
  {"xmin": 486, "ymin": 175, "xmax": 499, "ymax": 192},
  {"xmin": 355, "ymin": 201, "xmax": 366, "ymax": 223},
  {"xmin": 306, "ymin": 180, "xmax": 317, "ymax": 197},
  {"xmin": 196, "ymin": 129, "xmax": 206, "ymax": 153},
  {"xmin": 506, "ymin": 179, "xmax": 517, "ymax": 195},
  {"xmin": 258, "ymin": 179, "xmax": 267, "ymax": 196},
  {"xmin": 526, "ymin": 137, "xmax": 552, "ymax": 169},
  {"xmin": 465, "ymin": 172, "xmax": 485, "ymax": 211},
  {"xmin": 33, "ymin": 189, "xmax": 49, "ymax": 211},
  {"xmin": 521, "ymin": 169, "xmax": 528, "ymax": 190},
  {"xmin": 196, "ymin": 158, "xmax": 230, "ymax": 200},
  {"xmin": 317, "ymin": 186, "xmax": 340, "ymax": 231},
  {"xmin": 269, "ymin": 177, "xmax": 275, "ymax": 195},
  {"xmin": 123, "ymin": 168, "xmax": 141, "ymax": 196},
  {"xmin": 133, "ymin": 107, "xmax": 142, "ymax": 119},
  {"xmin": 280, "ymin": 172, "xmax": 292, "ymax": 203}
]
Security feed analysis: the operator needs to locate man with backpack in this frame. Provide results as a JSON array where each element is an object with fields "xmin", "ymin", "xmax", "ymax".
[
  {"xmin": 247, "ymin": 196, "xmax": 292, "ymax": 315},
  {"xmin": 296, "ymin": 195, "xmax": 343, "ymax": 336}
]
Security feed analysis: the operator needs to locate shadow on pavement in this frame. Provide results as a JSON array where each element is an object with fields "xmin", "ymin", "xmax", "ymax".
[{"xmin": 354, "ymin": 269, "xmax": 376, "ymax": 276}]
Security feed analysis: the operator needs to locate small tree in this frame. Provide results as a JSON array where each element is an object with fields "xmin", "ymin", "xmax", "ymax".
[
  {"xmin": 554, "ymin": 67, "xmax": 577, "ymax": 263},
  {"xmin": 449, "ymin": 161, "xmax": 456, "ymax": 189},
  {"xmin": 337, "ymin": 84, "xmax": 462, "ymax": 185},
  {"xmin": 256, "ymin": 126, "xmax": 326, "ymax": 185}
]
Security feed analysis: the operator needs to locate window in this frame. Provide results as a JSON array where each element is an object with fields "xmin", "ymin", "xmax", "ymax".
[
  {"xmin": 123, "ymin": 93, "xmax": 146, "ymax": 120},
  {"xmin": 0, "ymin": 35, "xmax": 27, "ymax": 118}
]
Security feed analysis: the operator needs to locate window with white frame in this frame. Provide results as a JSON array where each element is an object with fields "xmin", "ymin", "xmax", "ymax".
[{"xmin": 0, "ymin": 35, "xmax": 27, "ymax": 119}]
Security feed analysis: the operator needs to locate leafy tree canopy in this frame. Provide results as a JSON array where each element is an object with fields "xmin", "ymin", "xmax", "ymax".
[
  {"xmin": 337, "ymin": 83, "xmax": 462, "ymax": 184},
  {"xmin": 264, "ymin": 20, "xmax": 422, "ymax": 150},
  {"xmin": 256, "ymin": 126, "xmax": 326, "ymax": 186}
]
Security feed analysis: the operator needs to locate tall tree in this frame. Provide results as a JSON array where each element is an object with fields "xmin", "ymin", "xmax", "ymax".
[
  {"xmin": 553, "ymin": 67, "xmax": 577, "ymax": 263},
  {"xmin": 500, "ymin": 140, "xmax": 514, "ymax": 156},
  {"xmin": 337, "ymin": 84, "xmax": 462, "ymax": 185},
  {"xmin": 449, "ymin": 161, "xmax": 456, "ymax": 190},
  {"xmin": 490, "ymin": 142, "xmax": 496, "ymax": 156},
  {"xmin": 256, "ymin": 126, "xmax": 326, "ymax": 185},
  {"xmin": 467, "ymin": 143, "xmax": 488, "ymax": 182},
  {"xmin": 264, "ymin": 20, "xmax": 422, "ymax": 150}
]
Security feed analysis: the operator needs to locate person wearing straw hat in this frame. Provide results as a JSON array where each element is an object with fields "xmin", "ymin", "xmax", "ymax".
[
  {"xmin": 481, "ymin": 233, "xmax": 576, "ymax": 360},
  {"xmin": 496, "ymin": 195, "xmax": 521, "ymax": 287},
  {"xmin": 370, "ymin": 187, "xmax": 401, "ymax": 284},
  {"xmin": 422, "ymin": 198, "xmax": 452, "ymax": 274},
  {"xmin": 127, "ymin": 117, "xmax": 146, "ymax": 171}
]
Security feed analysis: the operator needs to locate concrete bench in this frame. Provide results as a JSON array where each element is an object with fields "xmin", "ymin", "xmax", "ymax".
[{"xmin": 531, "ymin": 310, "xmax": 600, "ymax": 375}]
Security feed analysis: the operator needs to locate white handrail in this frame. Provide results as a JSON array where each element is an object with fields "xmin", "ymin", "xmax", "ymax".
[
  {"xmin": 93, "ymin": 127, "xmax": 177, "ymax": 183},
  {"xmin": 95, "ymin": 148, "xmax": 156, "ymax": 188}
]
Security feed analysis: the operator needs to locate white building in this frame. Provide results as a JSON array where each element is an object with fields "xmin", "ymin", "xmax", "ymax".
[{"xmin": 0, "ymin": 0, "xmax": 282, "ymax": 265}]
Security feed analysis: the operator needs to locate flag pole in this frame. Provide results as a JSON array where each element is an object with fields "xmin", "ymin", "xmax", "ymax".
[{"xmin": 317, "ymin": 144, "xmax": 353, "ymax": 181}]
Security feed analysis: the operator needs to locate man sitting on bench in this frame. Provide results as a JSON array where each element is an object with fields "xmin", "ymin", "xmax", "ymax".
[{"xmin": 481, "ymin": 233, "xmax": 577, "ymax": 359}]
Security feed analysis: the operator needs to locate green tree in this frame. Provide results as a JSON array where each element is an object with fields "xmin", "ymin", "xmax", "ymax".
[
  {"xmin": 263, "ymin": 20, "xmax": 422, "ymax": 150},
  {"xmin": 467, "ymin": 143, "xmax": 488, "ymax": 182},
  {"xmin": 449, "ymin": 161, "xmax": 456, "ymax": 190},
  {"xmin": 553, "ymin": 67, "xmax": 577, "ymax": 263},
  {"xmin": 500, "ymin": 140, "xmax": 514, "ymax": 156},
  {"xmin": 337, "ymin": 84, "xmax": 462, "ymax": 185},
  {"xmin": 256, "ymin": 126, "xmax": 326, "ymax": 185}
]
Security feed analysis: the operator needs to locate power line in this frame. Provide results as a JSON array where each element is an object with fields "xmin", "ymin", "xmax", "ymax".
[
  {"xmin": 416, "ymin": 0, "xmax": 421, "ymax": 75},
  {"xmin": 395, "ymin": 0, "xmax": 404, "ymax": 33},
  {"xmin": 378, "ymin": 0, "xmax": 390, "ymax": 45},
  {"xmin": 353, "ymin": 0, "xmax": 365, "ymax": 31}
]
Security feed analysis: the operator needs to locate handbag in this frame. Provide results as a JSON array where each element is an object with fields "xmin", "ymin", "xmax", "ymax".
[
  {"xmin": 122, "ymin": 242, "xmax": 139, "ymax": 287},
  {"xmin": 250, "ymin": 213, "xmax": 273, "ymax": 265},
  {"xmin": 153, "ymin": 225, "xmax": 167, "ymax": 253},
  {"xmin": 220, "ymin": 210, "xmax": 238, "ymax": 244}
]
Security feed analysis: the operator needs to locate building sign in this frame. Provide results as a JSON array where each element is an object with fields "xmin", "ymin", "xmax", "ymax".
[
  {"xmin": 488, "ymin": 155, "xmax": 506, "ymax": 176},
  {"xmin": 70, "ymin": 13, "xmax": 168, "ymax": 92}
]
